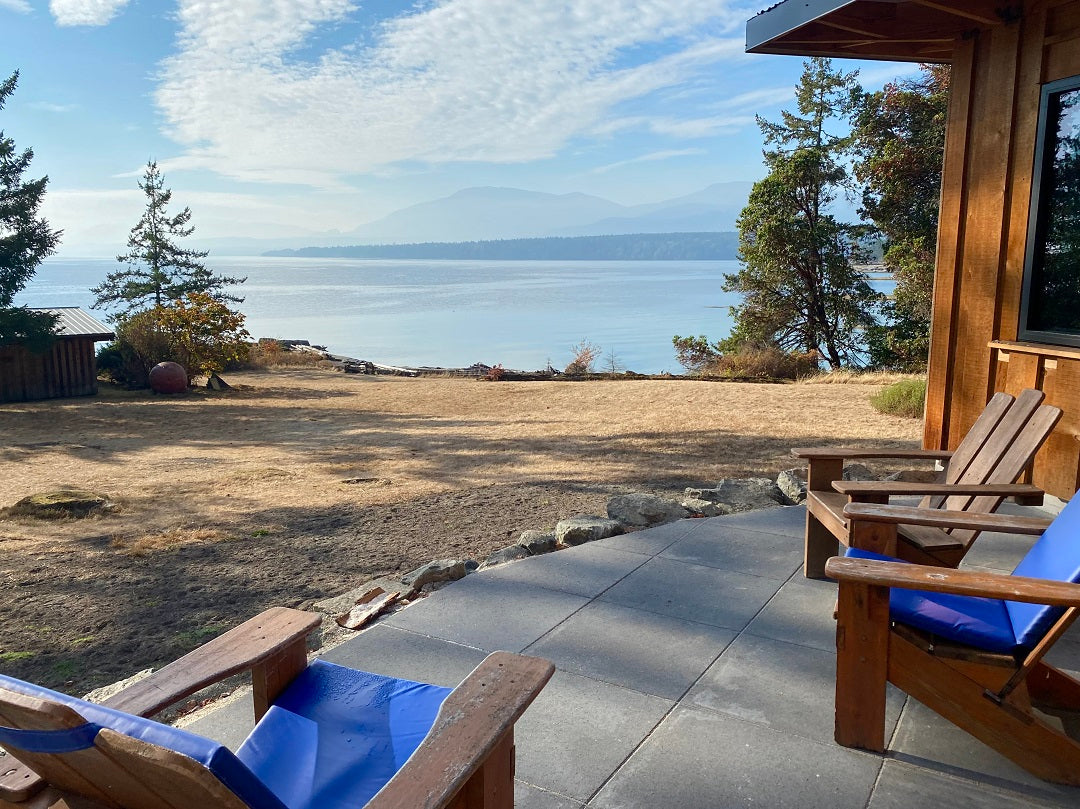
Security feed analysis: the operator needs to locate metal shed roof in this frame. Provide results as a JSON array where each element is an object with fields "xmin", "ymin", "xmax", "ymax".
[
  {"xmin": 746, "ymin": 0, "xmax": 1013, "ymax": 63},
  {"xmin": 29, "ymin": 307, "xmax": 114, "ymax": 340}
]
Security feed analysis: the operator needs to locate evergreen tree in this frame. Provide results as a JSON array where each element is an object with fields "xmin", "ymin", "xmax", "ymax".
[
  {"xmin": 92, "ymin": 161, "xmax": 243, "ymax": 319},
  {"xmin": 853, "ymin": 65, "xmax": 949, "ymax": 370},
  {"xmin": 0, "ymin": 71, "xmax": 61, "ymax": 350},
  {"xmin": 725, "ymin": 58, "xmax": 881, "ymax": 369}
]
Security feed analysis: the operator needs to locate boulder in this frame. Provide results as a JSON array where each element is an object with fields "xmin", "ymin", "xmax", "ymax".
[
  {"xmin": 400, "ymin": 559, "xmax": 468, "ymax": 595},
  {"xmin": 776, "ymin": 468, "xmax": 808, "ymax": 504},
  {"xmin": 481, "ymin": 544, "xmax": 532, "ymax": 569},
  {"xmin": 684, "ymin": 478, "xmax": 788, "ymax": 513},
  {"xmin": 5, "ymin": 489, "xmax": 116, "ymax": 519},
  {"xmin": 607, "ymin": 493, "xmax": 690, "ymax": 528},
  {"xmin": 313, "ymin": 576, "xmax": 404, "ymax": 615},
  {"xmin": 680, "ymin": 498, "xmax": 730, "ymax": 517},
  {"xmin": 842, "ymin": 463, "xmax": 877, "ymax": 481},
  {"xmin": 555, "ymin": 516, "xmax": 623, "ymax": 547},
  {"xmin": 518, "ymin": 530, "xmax": 558, "ymax": 555}
]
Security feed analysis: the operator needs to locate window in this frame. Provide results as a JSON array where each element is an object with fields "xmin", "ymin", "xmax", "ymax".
[{"xmin": 1020, "ymin": 75, "xmax": 1080, "ymax": 346}]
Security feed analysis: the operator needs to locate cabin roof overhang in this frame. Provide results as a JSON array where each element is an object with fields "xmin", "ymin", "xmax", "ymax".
[
  {"xmin": 29, "ymin": 307, "xmax": 114, "ymax": 341},
  {"xmin": 746, "ymin": 0, "xmax": 1020, "ymax": 63}
]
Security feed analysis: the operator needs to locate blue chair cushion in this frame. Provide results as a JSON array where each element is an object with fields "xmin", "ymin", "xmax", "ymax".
[
  {"xmin": 236, "ymin": 659, "xmax": 452, "ymax": 809},
  {"xmin": 844, "ymin": 548, "xmax": 1020, "ymax": 654},
  {"xmin": 1006, "ymin": 493, "xmax": 1080, "ymax": 648},
  {"xmin": 0, "ymin": 674, "xmax": 288, "ymax": 809}
]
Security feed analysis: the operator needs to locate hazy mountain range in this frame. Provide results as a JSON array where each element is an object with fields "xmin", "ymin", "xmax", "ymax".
[
  {"xmin": 193, "ymin": 181, "xmax": 758, "ymax": 255},
  {"xmin": 266, "ymin": 232, "xmax": 741, "ymax": 261}
]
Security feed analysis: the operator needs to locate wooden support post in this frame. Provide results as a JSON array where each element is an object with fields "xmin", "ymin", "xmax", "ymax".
[
  {"xmin": 805, "ymin": 458, "xmax": 843, "ymax": 579},
  {"xmin": 251, "ymin": 637, "xmax": 308, "ymax": 721},
  {"xmin": 848, "ymin": 507, "xmax": 896, "ymax": 556},
  {"xmin": 834, "ymin": 580, "xmax": 890, "ymax": 751},
  {"xmin": 448, "ymin": 731, "xmax": 515, "ymax": 809}
]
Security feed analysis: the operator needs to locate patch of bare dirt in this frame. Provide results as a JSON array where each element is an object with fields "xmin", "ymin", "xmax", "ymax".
[{"xmin": 0, "ymin": 368, "xmax": 921, "ymax": 692}]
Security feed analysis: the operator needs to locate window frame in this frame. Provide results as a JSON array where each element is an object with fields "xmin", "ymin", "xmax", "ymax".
[{"xmin": 1018, "ymin": 73, "xmax": 1080, "ymax": 347}]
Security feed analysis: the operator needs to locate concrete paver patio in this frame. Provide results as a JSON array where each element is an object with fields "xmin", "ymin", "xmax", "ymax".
[{"xmin": 188, "ymin": 504, "xmax": 1080, "ymax": 808}]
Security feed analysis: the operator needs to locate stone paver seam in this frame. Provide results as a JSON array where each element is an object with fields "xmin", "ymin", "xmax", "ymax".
[
  {"xmin": 739, "ymin": 568, "xmax": 845, "ymax": 655},
  {"xmin": 701, "ymin": 510, "xmax": 805, "ymax": 539},
  {"xmin": 611, "ymin": 515, "xmax": 713, "ymax": 557},
  {"xmin": 515, "ymin": 780, "xmax": 584, "ymax": 808},
  {"xmin": 508, "ymin": 546, "xmax": 656, "ymax": 652},
  {"xmin": 572, "ymin": 625, "xmax": 744, "ymax": 805},
  {"xmin": 353, "ymin": 621, "xmax": 491, "ymax": 654}
]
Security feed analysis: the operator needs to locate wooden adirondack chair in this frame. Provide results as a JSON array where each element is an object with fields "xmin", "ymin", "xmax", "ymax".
[
  {"xmin": 0, "ymin": 608, "xmax": 554, "ymax": 809},
  {"xmin": 826, "ymin": 496, "xmax": 1080, "ymax": 784},
  {"xmin": 792, "ymin": 388, "xmax": 1062, "ymax": 578}
]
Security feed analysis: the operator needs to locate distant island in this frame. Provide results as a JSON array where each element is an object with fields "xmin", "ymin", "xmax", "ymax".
[{"xmin": 263, "ymin": 231, "xmax": 739, "ymax": 261}]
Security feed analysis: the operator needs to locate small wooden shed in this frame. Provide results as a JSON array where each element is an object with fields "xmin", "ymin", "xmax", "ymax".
[
  {"xmin": 0, "ymin": 308, "xmax": 114, "ymax": 403},
  {"xmin": 746, "ymin": 0, "xmax": 1080, "ymax": 501}
]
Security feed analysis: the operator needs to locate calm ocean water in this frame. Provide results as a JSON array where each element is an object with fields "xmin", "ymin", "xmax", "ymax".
[{"xmin": 16, "ymin": 257, "xmax": 745, "ymax": 374}]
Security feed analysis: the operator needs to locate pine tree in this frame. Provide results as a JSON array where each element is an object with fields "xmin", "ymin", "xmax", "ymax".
[
  {"xmin": 853, "ymin": 65, "xmax": 949, "ymax": 370},
  {"xmin": 724, "ymin": 58, "xmax": 881, "ymax": 369},
  {"xmin": 0, "ymin": 71, "xmax": 61, "ymax": 350},
  {"xmin": 92, "ymin": 161, "xmax": 243, "ymax": 319}
]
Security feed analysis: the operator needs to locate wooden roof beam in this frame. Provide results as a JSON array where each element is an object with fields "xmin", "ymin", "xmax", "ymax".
[
  {"xmin": 818, "ymin": 19, "xmax": 889, "ymax": 38},
  {"xmin": 909, "ymin": 0, "xmax": 1015, "ymax": 27}
]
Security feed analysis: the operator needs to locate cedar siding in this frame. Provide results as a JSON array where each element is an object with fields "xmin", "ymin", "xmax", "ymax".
[{"xmin": 0, "ymin": 308, "xmax": 113, "ymax": 403}]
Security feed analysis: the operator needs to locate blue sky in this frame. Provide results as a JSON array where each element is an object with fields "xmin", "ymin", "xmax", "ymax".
[{"xmin": 2, "ymin": 0, "xmax": 917, "ymax": 255}]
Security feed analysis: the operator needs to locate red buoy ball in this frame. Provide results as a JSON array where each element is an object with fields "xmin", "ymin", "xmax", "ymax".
[{"xmin": 149, "ymin": 361, "xmax": 188, "ymax": 394}]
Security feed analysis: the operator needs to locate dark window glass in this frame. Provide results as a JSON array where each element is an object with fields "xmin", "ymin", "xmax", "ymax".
[{"xmin": 1021, "ymin": 76, "xmax": 1080, "ymax": 344}]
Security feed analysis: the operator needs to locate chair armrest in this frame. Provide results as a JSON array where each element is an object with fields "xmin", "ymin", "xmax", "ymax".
[
  {"xmin": 101, "ymin": 607, "xmax": 321, "ymax": 717},
  {"xmin": 842, "ymin": 503, "xmax": 1053, "ymax": 535},
  {"xmin": 366, "ymin": 652, "xmax": 554, "ymax": 809},
  {"xmin": 833, "ymin": 481, "xmax": 1043, "ymax": 500},
  {"xmin": 791, "ymin": 447, "xmax": 953, "ymax": 461},
  {"xmin": 1, "ymin": 608, "xmax": 321, "ymax": 804},
  {"xmin": 825, "ymin": 557, "xmax": 1080, "ymax": 606}
]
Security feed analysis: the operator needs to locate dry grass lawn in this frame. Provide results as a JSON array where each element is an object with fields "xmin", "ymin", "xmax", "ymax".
[{"xmin": 0, "ymin": 368, "xmax": 922, "ymax": 692}]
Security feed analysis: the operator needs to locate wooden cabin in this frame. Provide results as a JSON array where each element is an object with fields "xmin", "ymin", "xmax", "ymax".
[
  {"xmin": 746, "ymin": 0, "xmax": 1080, "ymax": 501},
  {"xmin": 0, "ymin": 308, "xmax": 114, "ymax": 403}
]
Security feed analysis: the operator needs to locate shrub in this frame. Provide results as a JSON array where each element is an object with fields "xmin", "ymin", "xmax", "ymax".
[
  {"xmin": 484, "ymin": 363, "xmax": 506, "ymax": 381},
  {"xmin": 97, "ymin": 294, "xmax": 249, "ymax": 387},
  {"xmin": 704, "ymin": 344, "xmax": 819, "ymax": 380},
  {"xmin": 244, "ymin": 339, "xmax": 326, "ymax": 369},
  {"xmin": 97, "ymin": 310, "xmax": 175, "ymax": 387},
  {"xmin": 869, "ymin": 378, "xmax": 927, "ymax": 418},
  {"xmin": 564, "ymin": 339, "xmax": 600, "ymax": 375}
]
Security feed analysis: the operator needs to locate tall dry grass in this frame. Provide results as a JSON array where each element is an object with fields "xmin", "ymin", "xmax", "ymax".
[{"xmin": 798, "ymin": 369, "xmax": 927, "ymax": 386}]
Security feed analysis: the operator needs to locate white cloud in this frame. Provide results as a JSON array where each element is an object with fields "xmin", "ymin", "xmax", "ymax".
[
  {"xmin": 50, "ymin": 0, "xmax": 131, "ymax": 26},
  {"xmin": 1, "ymin": 0, "xmax": 32, "ymax": 14},
  {"xmin": 857, "ymin": 63, "xmax": 921, "ymax": 89},
  {"xmin": 724, "ymin": 86, "xmax": 794, "ymax": 111},
  {"xmin": 41, "ymin": 186, "xmax": 375, "ymax": 253},
  {"xmin": 29, "ymin": 101, "xmax": 78, "ymax": 112},
  {"xmin": 154, "ymin": 0, "xmax": 753, "ymax": 185},
  {"xmin": 590, "ymin": 148, "xmax": 706, "ymax": 174}
]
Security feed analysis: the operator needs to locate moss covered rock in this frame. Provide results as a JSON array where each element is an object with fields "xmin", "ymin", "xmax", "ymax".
[{"xmin": 5, "ymin": 490, "xmax": 115, "ymax": 519}]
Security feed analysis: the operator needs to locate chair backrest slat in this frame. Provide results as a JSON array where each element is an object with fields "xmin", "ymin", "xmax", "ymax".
[
  {"xmin": 94, "ymin": 729, "xmax": 252, "ymax": 809},
  {"xmin": 0, "ymin": 678, "xmax": 279, "ymax": 809},
  {"xmin": 943, "ymin": 404, "xmax": 1064, "ymax": 547},
  {"xmin": 0, "ymin": 694, "xmax": 134, "ymax": 807},
  {"xmin": 925, "ymin": 389, "xmax": 1044, "ymax": 510},
  {"xmin": 921, "ymin": 391, "xmax": 1018, "ymax": 509}
]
